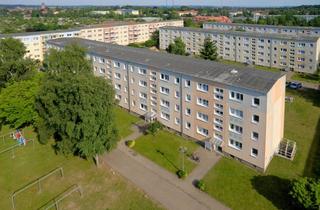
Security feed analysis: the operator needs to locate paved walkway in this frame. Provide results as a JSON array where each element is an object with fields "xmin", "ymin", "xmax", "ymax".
[
  {"xmin": 286, "ymin": 71, "xmax": 319, "ymax": 90},
  {"xmin": 103, "ymin": 126, "xmax": 229, "ymax": 210}
]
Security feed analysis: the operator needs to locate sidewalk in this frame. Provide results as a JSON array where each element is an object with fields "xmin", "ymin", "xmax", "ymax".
[{"xmin": 103, "ymin": 126, "xmax": 229, "ymax": 210}]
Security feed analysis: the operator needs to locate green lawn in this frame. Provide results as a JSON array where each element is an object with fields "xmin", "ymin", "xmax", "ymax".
[
  {"xmin": 219, "ymin": 59, "xmax": 279, "ymax": 72},
  {"xmin": 133, "ymin": 130, "xmax": 199, "ymax": 174},
  {"xmin": 114, "ymin": 107, "xmax": 141, "ymax": 139},
  {"xmin": 0, "ymin": 127, "xmax": 162, "ymax": 210},
  {"xmin": 291, "ymin": 72, "xmax": 320, "ymax": 84},
  {"xmin": 202, "ymin": 89, "xmax": 320, "ymax": 210}
]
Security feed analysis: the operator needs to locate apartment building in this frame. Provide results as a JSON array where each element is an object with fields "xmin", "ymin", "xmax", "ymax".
[
  {"xmin": 203, "ymin": 22, "xmax": 320, "ymax": 36},
  {"xmin": 0, "ymin": 20, "xmax": 183, "ymax": 61},
  {"xmin": 47, "ymin": 38, "xmax": 286, "ymax": 172},
  {"xmin": 159, "ymin": 26, "xmax": 320, "ymax": 74}
]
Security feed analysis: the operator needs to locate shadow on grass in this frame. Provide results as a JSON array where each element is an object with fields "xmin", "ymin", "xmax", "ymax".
[
  {"xmin": 251, "ymin": 175, "xmax": 295, "ymax": 210},
  {"xmin": 304, "ymin": 118, "xmax": 320, "ymax": 177},
  {"xmin": 156, "ymin": 149, "xmax": 179, "ymax": 171},
  {"xmin": 287, "ymin": 89, "xmax": 320, "ymax": 108}
]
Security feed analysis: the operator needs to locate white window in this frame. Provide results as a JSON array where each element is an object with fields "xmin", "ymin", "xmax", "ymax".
[
  {"xmin": 115, "ymin": 94, "xmax": 121, "ymax": 100},
  {"xmin": 160, "ymin": 99, "xmax": 170, "ymax": 108},
  {"xmin": 138, "ymin": 68, "xmax": 147, "ymax": 75},
  {"xmin": 139, "ymin": 80, "xmax": 147, "ymax": 87},
  {"xmin": 130, "ymin": 78, "xmax": 135, "ymax": 84},
  {"xmin": 161, "ymin": 112, "xmax": 170, "ymax": 120},
  {"xmin": 252, "ymin": 98, "xmax": 260, "ymax": 107},
  {"xmin": 229, "ymin": 139, "xmax": 242, "ymax": 150},
  {"xmin": 114, "ymin": 61, "xmax": 121, "ymax": 68},
  {"xmin": 251, "ymin": 132, "xmax": 259, "ymax": 141},
  {"xmin": 197, "ymin": 98, "xmax": 209, "ymax": 107},
  {"xmin": 99, "ymin": 68, "xmax": 105, "ymax": 74},
  {"xmin": 197, "ymin": 127, "xmax": 209, "ymax": 137},
  {"xmin": 252, "ymin": 115, "xmax": 259, "ymax": 123},
  {"xmin": 175, "ymin": 77, "xmax": 180, "ymax": 84},
  {"xmin": 229, "ymin": 124, "xmax": 243, "ymax": 134},
  {"xmin": 160, "ymin": 87, "xmax": 170, "ymax": 95},
  {"xmin": 175, "ymin": 118, "xmax": 180, "ymax": 125},
  {"xmin": 186, "ymin": 122, "xmax": 191, "ymax": 129},
  {"xmin": 214, "ymin": 124, "xmax": 223, "ymax": 132},
  {"xmin": 114, "ymin": 73, "xmax": 121, "ymax": 79},
  {"xmin": 185, "ymin": 94, "xmax": 191, "ymax": 102},
  {"xmin": 160, "ymin": 73, "xmax": 170, "ymax": 81},
  {"xmin": 140, "ymin": 103, "xmax": 147, "ymax": 111},
  {"xmin": 185, "ymin": 80, "xmax": 191, "ymax": 87},
  {"xmin": 175, "ymin": 104, "xmax": 180, "ymax": 111},
  {"xmin": 197, "ymin": 112, "xmax": 209, "ymax": 122},
  {"xmin": 175, "ymin": 91, "xmax": 180, "ymax": 98},
  {"xmin": 185, "ymin": 108, "xmax": 191, "ymax": 116},
  {"xmin": 214, "ymin": 118, "xmax": 223, "ymax": 125},
  {"xmin": 115, "ymin": 84, "xmax": 121, "ymax": 90},
  {"xmin": 150, "ymin": 100, "xmax": 157, "ymax": 106},
  {"xmin": 139, "ymin": 92, "xmax": 147, "ymax": 99},
  {"xmin": 150, "ymin": 71, "xmax": 156, "ymax": 76},
  {"xmin": 150, "ymin": 76, "xmax": 156, "ymax": 81},
  {"xmin": 197, "ymin": 83, "xmax": 209, "ymax": 92},
  {"xmin": 229, "ymin": 91, "xmax": 243, "ymax": 101},
  {"xmin": 251, "ymin": 148, "xmax": 258, "ymax": 157},
  {"xmin": 229, "ymin": 108, "xmax": 243, "ymax": 119}
]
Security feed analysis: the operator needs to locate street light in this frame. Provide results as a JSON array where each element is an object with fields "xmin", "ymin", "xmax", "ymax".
[{"xmin": 179, "ymin": 146, "xmax": 187, "ymax": 172}]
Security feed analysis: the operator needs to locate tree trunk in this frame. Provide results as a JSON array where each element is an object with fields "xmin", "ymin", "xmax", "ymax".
[{"xmin": 95, "ymin": 154, "xmax": 100, "ymax": 168}]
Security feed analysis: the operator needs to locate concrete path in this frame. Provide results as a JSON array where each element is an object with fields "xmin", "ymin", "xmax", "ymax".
[{"xmin": 103, "ymin": 126, "xmax": 229, "ymax": 210}]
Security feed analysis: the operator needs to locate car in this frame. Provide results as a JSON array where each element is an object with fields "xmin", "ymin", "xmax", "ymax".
[{"xmin": 288, "ymin": 82, "xmax": 302, "ymax": 89}]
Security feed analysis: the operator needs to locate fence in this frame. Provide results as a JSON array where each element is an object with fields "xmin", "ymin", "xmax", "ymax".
[
  {"xmin": 11, "ymin": 167, "xmax": 64, "ymax": 209},
  {"xmin": 0, "ymin": 139, "xmax": 35, "ymax": 159}
]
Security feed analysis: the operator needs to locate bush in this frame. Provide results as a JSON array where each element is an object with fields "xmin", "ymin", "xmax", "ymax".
[
  {"xmin": 196, "ymin": 180, "xmax": 206, "ymax": 191},
  {"xmin": 146, "ymin": 121, "xmax": 163, "ymax": 136},
  {"xmin": 177, "ymin": 170, "xmax": 187, "ymax": 179},
  {"xmin": 126, "ymin": 140, "xmax": 135, "ymax": 148}
]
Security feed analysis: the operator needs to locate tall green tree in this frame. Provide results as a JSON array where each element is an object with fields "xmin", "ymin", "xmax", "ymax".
[
  {"xmin": 0, "ymin": 38, "xmax": 36, "ymax": 88},
  {"xmin": 290, "ymin": 177, "xmax": 320, "ymax": 210},
  {"xmin": 199, "ymin": 38, "xmax": 218, "ymax": 61},
  {"xmin": 37, "ymin": 44, "xmax": 118, "ymax": 166},
  {"xmin": 166, "ymin": 38, "xmax": 186, "ymax": 55}
]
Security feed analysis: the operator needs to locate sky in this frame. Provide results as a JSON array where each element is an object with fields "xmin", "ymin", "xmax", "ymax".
[{"xmin": 0, "ymin": 0, "xmax": 319, "ymax": 7}]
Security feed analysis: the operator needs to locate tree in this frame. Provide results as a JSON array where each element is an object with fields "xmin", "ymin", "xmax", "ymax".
[
  {"xmin": 199, "ymin": 38, "xmax": 218, "ymax": 61},
  {"xmin": 167, "ymin": 38, "xmax": 186, "ymax": 55},
  {"xmin": 290, "ymin": 177, "xmax": 320, "ymax": 210},
  {"xmin": 0, "ymin": 73, "xmax": 42, "ymax": 128},
  {"xmin": 0, "ymin": 38, "xmax": 36, "ymax": 88},
  {"xmin": 36, "ymin": 44, "xmax": 118, "ymax": 167}
]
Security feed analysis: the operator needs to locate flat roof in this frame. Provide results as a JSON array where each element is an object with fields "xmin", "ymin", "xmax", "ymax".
[
  {"xmin": 0, "ymin": 28, "xmax": 80, "ymax": 38},
  {"xmin": 203, "ymin": 22, "xmax": 320, "ymax": 31},
  {"xmin": 47, "ymin": 38, "xmax": 284, "ymax": 94},
  {"xmin": 160, "ymin": 26, "xmax": 319, "ymax": 42}
]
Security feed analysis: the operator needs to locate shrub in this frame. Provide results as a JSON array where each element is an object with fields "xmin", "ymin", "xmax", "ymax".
[
  {"xmin": 177, "ymin": 170, "xmax": 187, "ymax": 179},
  {"xmin": 196, "ymin": 180, "xmax": 206, "ymax": 191},
  {"xmin": 146, "ymin": 121, "xmax": 163, "ymax": 136},
  {"xmin": 126, "ymin": 140, "xmax": 135, "ymax": 148}
]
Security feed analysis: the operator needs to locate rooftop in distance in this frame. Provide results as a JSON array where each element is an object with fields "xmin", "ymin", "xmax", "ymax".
[{"xmin": 47, "ymin": 38, "xmax": 284, "ymax": 94}]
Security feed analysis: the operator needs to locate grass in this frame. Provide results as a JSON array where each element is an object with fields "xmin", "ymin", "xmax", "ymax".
[
  {"xmin": 202, "ymin": 89, "xmax": 320, "ymax": 210},
  {"xmin": 132, "ymin": 130, "xmax": 199, "ymax": 174},
  {"xmin": 0, "ymin": 126, "xmax": 163, "ymax": 210},
  {"xmin": 291, "ymin": 72, "xmax": 320, "ymax": 84},
  {"xmin": 114, "ymin": 107, "xmax": 141, "ymax": 139},
  {"xmin": 219, "ymin": 59, "xmax": 280, "ymax": 72}
]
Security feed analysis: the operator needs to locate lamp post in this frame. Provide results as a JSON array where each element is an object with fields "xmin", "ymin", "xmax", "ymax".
[{"xmin": 179, "ymin": 146, "xmax": 187, "ymax": 171}]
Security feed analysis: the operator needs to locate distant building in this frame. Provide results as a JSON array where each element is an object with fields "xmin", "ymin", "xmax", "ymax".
[
  {"xmin": 229, "ymin": 11, "xmax": 243, "ymax": 17},
  {"xmin": 40, "ymin": 2, "xmax": 48, "ymax": 15},
  {"xmin": 90, "ymin": 11, "xmax": 108, "ymax": 15},
  {"xmin": 177, "ymin": 10, "xmax": 198, "ymax": 17},
  {"xmin": 194, "ymin": 16, "xmax": 232, "ymax": 23},
  {"xmin": 114, "ymin": 9, "xmax": 140, "ymax": 16}
]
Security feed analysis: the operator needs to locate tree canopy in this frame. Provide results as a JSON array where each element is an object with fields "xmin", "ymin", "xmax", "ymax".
[
  {"xmin": 166, "ymin": 37, "xmax": 186, "ymax": 56},
  {"xmin": 200, "ymin": 38, "xmax": 218, "ymax": 61}
]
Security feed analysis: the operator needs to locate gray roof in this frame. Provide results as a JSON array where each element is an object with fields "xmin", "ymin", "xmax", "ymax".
[
  {"xmin": 0, "ymin": 28, "xmax": 80, "ymax": 38},
  {"xmin": 203, "ymin": 22, "xmax": 320, "ymax": 31},
  {"xmin": 161, "ymin": 26, "xmax": 320, "ymax": 42},
  {"xmin": 47, "ymin": 38, "xmax": 284, "ymax": 94}
]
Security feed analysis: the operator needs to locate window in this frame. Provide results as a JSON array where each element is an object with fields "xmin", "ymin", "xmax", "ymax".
[
  {"xmin": 160, "ymin": 87, "xmax": 170, "ymax": 95},
  {"xmin": 230, "ymin": 91, "xmax": 243, "ymax": 101},
  {"xmin": 186, "ymin": 122, "xmax": 191, "ymax": 129},
  {"xmin": 160, "ymin": 73, "xmax": 170, "ymax": 81},
  {"xmin": 185, "ymin": 80, "xmax": 191, "ymax": 87},
  {"xmin": 229, "ymin": 139, "xmax": 242, "ymax": 150},
  {"xmin": 252, "ymin": 98, "xmax": 260, "ymax": 106},
  {"xmin": 115, "ymin": 94, "xmax": 121, "ymax": 100},
  {"xmin": 140, "ymin": 103, "xmax": 147, "ymax": 111},
  {"xmin": 185, "ymin": 108, "xmax": 191, "ymax": 116},
  {"xmin": 175, "ymin": 91, "xmax": 180, "ymax": 98},
  {"xmin": 197, "ymin": 83, "xmax": 209, "ymax": 92},
  {"xmin": 214, "ymin": 118, "xmax": 223, "ymax": 125},
  {"xmin": 138, "ymin": 68, "xmax": 147, "ymax": 75},
  {"xmin": 175, "ymin": 118, "xmax": 180, "ymax": 125},
  {"xmin": 214, "ymin": 124, "xmax": 223, "ymax": 132},
  {"xmin": 114, "ymin": 62, "xmax": 121, "ymax": 68},
  {"xmin": 214, "ymin": 103, "xmax": 223, "ymax": 116},
  {"xmin": 115, "ymin": 84, "xmax": 121, "ymax": 90},
  {"xmin": 99, "ymin": 68, "xmax": 105, "ymax": 74},
  {"xmin": 229, "ymin": 123, "xmax": 243, "ymax": 134},
  {"xmin": 139, "ymin": 92, "xmax": 147, "ymax": 99},
  {"xmin": 251, "ymin": 148, "xmax": 258, "ymax": 157},
  {"xmin": 197, "ymin": 127, "xmax": 209, "ymax": 137},
  {"xmin": 161, "ymin": 112, "xmax": 170, "ymax": 120},
  {"xmin": 197, "ymin": 98, "xmax": 209, "ymax": 107},
  {"xmin": 114, "ymin": 73, "xmax": 121, "ymax": 79},
  {"xmin": 251, "ymin": 132, "xmax": 259, "ymax": 141},
  {"xmin": 252, "ymin": 115, "xmax": 259, "ymax": 123},
  {"xmin": 185, "ymin": 94, "xmax": 191, "ymax": 102},
  {"xmin": 160, "ymin": 99, "xmax": 170, "ymax": 108},
  {"xmin": 139, "ymin": 80, "xmax": 147, "ymax": 87},
  {"xmin": 175, "ymin": 104, "xmax": 180, "ymax": 111},
  {"xmin": 197, "ymin": 112, "xmax": 209, "ymax": 122},
  {"xmin": 175, "ymin": 77, "xmax": 180, "ymax": 84},
  {"xmin": 229, "ymin": 108, "xmax": 243, "ymax": 119}
]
